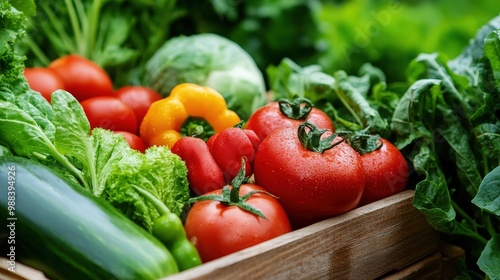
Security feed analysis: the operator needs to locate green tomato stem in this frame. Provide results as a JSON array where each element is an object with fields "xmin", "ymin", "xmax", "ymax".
[
  {"xmin": 188, "ymin": 158, "xmax": 276, "ymax": 219},
  {"xmin": 278, "ymin": 97, "xmax": 313, "ymax": 120},
  {"xmin": 347, "ymin": 130, "xmax": 383, "ymax": 155},
  {"xmin": 297, "ymin": 122, "xmax": 349, "ymax": 153}
]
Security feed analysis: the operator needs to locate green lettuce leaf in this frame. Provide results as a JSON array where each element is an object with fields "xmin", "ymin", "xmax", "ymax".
[{"xmin": 103, "ymin": 144, "xmax": 189, "ymax": 231}]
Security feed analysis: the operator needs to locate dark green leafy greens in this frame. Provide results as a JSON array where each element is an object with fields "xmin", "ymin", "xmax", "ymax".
[
  {"xmin": 266, "ymin": 58, "xmax": 395, "ymax": 138},
  {"xmin": 0, "ymin": 0, "xmax": 190, "ymax": 232},
  {"xmin": 472, "ymin": 167, "xmax": 500, "ymax": 217},
  {"xmin": 266, "ymin": 15, "xmax": 500, "ymax": 279},
  {"xmin": 391, "ymin": 16, "xmax": 500, "ymax": 278}
]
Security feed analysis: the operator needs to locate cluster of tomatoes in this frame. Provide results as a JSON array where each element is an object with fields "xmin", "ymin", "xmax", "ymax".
[
  {"xmin": 179, "ymin": 98, "xmax": 410, "ymax": 263},
  {"xmin": 24, "ymin": 56, "xmax": 410, "ymax": 264},
  {"xmin": 24, "ymin": 54, "xmax": 161, "ymax": 153}
]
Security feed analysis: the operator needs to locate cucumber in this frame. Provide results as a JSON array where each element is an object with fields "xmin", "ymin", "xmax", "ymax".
[{"xmin": 0, "ymin": 156, "xmax": 178, "ymax": 280}]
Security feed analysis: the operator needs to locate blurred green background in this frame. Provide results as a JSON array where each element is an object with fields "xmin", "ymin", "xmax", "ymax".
[
  {"xmin": 183, "ymin": 0, "xmax": 500, "ymax": 83},
  {"xmin": 21, "ymin": 0, "xmax": 500, "ymax": 85}
]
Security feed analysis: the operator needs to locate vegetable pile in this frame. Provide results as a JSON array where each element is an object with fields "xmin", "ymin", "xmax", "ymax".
[{"xmin": 1, "ymin": 1, "xmax": 499, "ymax": 279}]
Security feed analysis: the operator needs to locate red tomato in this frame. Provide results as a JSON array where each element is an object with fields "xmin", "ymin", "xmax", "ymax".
[
  {"xmin": 80, "ymin": 96, "xmax": 138, "ymax": 134},
  {"xmin": 48, "ymin": 54, "xmax": 114, "ymax": 101},
  {"xmin": 24, "ymin": 67, "xmax": 65, "ymax": 102},
  {"xmin": 358, "ymin": 138, "xmax": 409, "ymax": 206},
  {"xmin": 114, "ymin": 86, "xmax": 162, "ymax": 126},
  {"xmin": 245, "ymin": 99, "xmax": 334, "ymax": 141},
  {"xmin": 254, "ymin": 125, "xmax": 365, "ymax": 228},
  {"xmin": 114, "ymin": 131, "xmax": 147, "ymax": 153},
  {"xmin": 185, "ymin": 184, "xmax": 291, "ymax": 263}
]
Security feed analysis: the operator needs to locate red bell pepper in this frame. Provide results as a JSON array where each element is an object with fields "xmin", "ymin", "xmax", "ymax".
[
  {"xmin": 171, "ymin": 127, "xmax": 260, "ymax": 195},
  {"xmin": 171, "ymin": 137, "xmax": 226, "ymax": 195},
  {"xmin": 209, "ymin": 127, "xmax": 260, "ymax": 182}
]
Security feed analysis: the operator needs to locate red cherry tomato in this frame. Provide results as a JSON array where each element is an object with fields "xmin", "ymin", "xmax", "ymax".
[
  {"xmin": 80, "ymin": 96, "xmax": 138, "ymax": 134},
  {"xmin": 24, "ymin": 67, "xmax": 65, "ymax": 102},
  {"xmin": 48, "ymin": 54, "xmax": 114, "ymax": 102},
  {"xmin": 254, "ymin": 123, "xmax": 365, "ymax": 228},
  {"xmin": 114, "ymin": 131, "xmax": 147, "ymax": 153},
  {"xmin": 185, "ymin": 184, "xmax": 291, "ymax": 263},
  {"xmin": 246, "ymin": 98, "xmax": 334, "ymax": 141},
  {"xmin": 358, "ymin": 138, "xmax": 409, "ymax": 206},
  {"xmin": 115, "ymin": 86, "xmax": 162, "ymax": 126}
]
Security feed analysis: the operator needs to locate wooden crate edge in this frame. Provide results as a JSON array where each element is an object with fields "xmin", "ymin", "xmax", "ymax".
[{"xmin": 163, "ymin": 190, "xmax": 440, "ymax": 280}]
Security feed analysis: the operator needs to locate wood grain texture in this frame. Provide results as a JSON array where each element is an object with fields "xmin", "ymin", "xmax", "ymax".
[
  {"xmin": 162, "ymin": 190, "xmax": 440, "ymax": 280},
  {"xmin": 381, "ymin": 253, "xmax": 443, "ymax": 280}
]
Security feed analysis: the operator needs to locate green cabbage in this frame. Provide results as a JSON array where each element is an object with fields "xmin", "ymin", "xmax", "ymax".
[{"xmin": 145, "ymin": 33, "xmax": 267, "ymax": 120}]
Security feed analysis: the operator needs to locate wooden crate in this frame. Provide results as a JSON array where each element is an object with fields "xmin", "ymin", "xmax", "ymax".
[
  {"xmin": 0, "ymin": 190, "xmax": 441, "ymax": 280},
  {"xmin": 163, "ymin": 190, "xmax": 440, "ymax": 280}
]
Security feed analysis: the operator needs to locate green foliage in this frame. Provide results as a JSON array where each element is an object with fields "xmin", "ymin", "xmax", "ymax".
[
  {"xmin": 478, "ymin": 234, "xmax": 500, "ymax": 280},
  {"xmin": 472, "ymin": 167, "xmax": 500, "ymax": 216},
  {"xmin": 390, "ymin": 16, "xmax": 500, "ymax": 278},
  {"xmin": 266, "ymin": 15, "xmax": 500, "ymax": 278},
  {"xmin": 315, "ymin": 0, "xmax": 500, "ymax": 81}
]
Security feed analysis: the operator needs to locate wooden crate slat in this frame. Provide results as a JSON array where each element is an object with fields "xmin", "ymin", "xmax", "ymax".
[
  {"xmin": 381, "ymin": 252, "xmax": 443, "ymax": 280},
  {"xmin": 163, "ymin": 190, "xmax": 440, "ymax": 280}
]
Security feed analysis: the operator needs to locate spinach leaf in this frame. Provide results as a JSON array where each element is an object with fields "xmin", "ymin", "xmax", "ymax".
[
  {"xmin": 14, "ymin": 90, "xmax": 55, "ymax": 136},
  {"xmin": 408, "ymin": 53, "xmax": 474, "ymax": 118},
  {"xmin": 478, "ymin": 234, "xmax": 500, "ymax": 280},
  {"xmin": 391, "ymin": 79, "xmax": 441, "ymax": 149},
  {"xmin": 484, "ymin": 29, "xmax": 500, "ymax": 92},
  {"xmin": 472, "ymin": 166, "xmax": 500, "ymax": 216},
  {"xmin": 449, "ymin": 15, "xmax": 500, "ymax": 81},
  {"xmin": 393, "ymin": 19, "xmax": 500, "ymax": 278},
  {"xmin": 412, "ymin": 145, "xmax": 455, "ymax": 230},
  {"xmin": 267, "ymin": 58, "xmax": 393, "ymax": 136},
  {"xmin": 334, "ymin": 70, "xmax": 389, "ymax": 136},
  {"xmin": 267, "ymin": 57, "xmax": 336, "ymax": 104},
  {"xmin": 473, "ymin": 123, "xmax": 500, "ymax": 159},
  {"xmin": 412, "ymin": 146, "xmax": 485, "ymax": 243},
  {"xmin": 434, "ymin": 102, "xmax": 482, "ymax": 198}
]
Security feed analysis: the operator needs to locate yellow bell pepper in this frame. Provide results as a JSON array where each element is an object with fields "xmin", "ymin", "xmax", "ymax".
[{"xmin": 140, "ymin": 83, "xmax": 241, "ymax": 148}]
